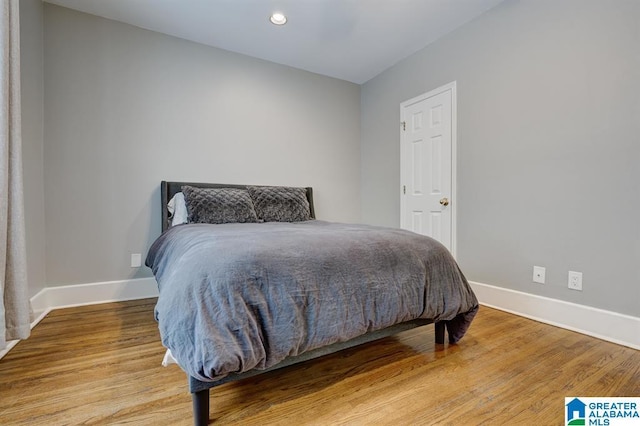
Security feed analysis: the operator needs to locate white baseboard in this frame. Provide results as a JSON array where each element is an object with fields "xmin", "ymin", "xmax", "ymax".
[
  {"xmin": 470, "ymin": 281, "xmax": 640, "ymax": 350},
  {"xmin": 30, "ymin": 277, "xmax": 159, "ymax": 312},
  {"xmin": 0, "ymin": 277, "xmax": 159, "ymax": 360},
  {"xmin": 4, "ymin": 278, "xmax": 636, "ymax": 360}
]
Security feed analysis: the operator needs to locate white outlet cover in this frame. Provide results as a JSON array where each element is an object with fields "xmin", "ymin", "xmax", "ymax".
[
  {"xmin": 131, "ymin": 253, "xmax": 142, "ymax": 268},
  {"xmin": 533, "ymin": 266, "xmax": 546, "ymax": 284},
  {"xmin": 568, "ymin": 271, "xmax": 583, "ymax": 291}
]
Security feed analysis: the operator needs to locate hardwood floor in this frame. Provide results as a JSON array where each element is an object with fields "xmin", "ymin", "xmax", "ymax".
[{"xmin": 0, "ymin": 299, "xmax": 637, "ymax": 425}]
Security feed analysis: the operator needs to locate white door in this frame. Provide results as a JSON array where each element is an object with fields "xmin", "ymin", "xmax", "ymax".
[{"xmin": 400, "ymin": 82, "xmax": 456, "ymax": 254}]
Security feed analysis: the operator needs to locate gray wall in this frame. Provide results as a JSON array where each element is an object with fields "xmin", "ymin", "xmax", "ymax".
[
  {"xmin": 20, "ymin": 0, "xmax": 46, "ymax": 298},
  {"xmin": 361, "ymin": 0, "xmax": 639, "ymax": 316},
  {"xmin": 43, "ymin": 5, "xmax": 361, "ymax": 286}
]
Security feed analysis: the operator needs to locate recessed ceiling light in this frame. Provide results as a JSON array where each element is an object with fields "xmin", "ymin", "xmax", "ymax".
[{"xmin": 269, "ymin": 12, "xmax": 287, "ymax": 26}]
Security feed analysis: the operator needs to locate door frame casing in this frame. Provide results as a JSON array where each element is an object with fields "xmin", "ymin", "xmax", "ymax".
[{"xmin": 400, "ymin": 81, "xmax": 457, "ymax": 258}]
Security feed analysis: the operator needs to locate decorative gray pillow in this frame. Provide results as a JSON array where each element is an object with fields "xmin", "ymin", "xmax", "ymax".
[
  {"xmin": 247, "ymin": 186, "xmax": 311, "ymax": 222},
  {"xmin": 181, "ymin": 186, "xmax": 258, "ymax": 224}
]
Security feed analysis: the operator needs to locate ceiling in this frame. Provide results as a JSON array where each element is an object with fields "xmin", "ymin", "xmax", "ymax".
[{"xmin": 43, "ymin": 0, "xmax": 505, "ymax": 84}]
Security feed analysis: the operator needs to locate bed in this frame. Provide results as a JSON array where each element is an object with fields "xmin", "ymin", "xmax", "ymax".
[{"xmin": 146, "ymin": 181, "xmax": 478, "ymax": 425}]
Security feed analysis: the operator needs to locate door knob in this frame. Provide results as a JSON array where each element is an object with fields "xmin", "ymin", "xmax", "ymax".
[{"xmin": 440, "ymin": 197, "xmax": 449, "ymax": 206}]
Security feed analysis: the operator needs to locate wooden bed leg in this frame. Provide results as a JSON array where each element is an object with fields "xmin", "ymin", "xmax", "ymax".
[
  {"xmin": 435, "ymin": 321, "xmax": 446, "ymax": 344},
  {"xmin": 192, "ymin": 389, "xmax": 210, "ymax": 426}
]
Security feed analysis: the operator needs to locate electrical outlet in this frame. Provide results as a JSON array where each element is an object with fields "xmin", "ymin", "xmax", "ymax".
[
  {"xmin": 131, "ymin": 253, "xmax": 142, "ymax": 268},
  {"xmin": 533, "ymin": 266, "xmax": 545, "ymax": 284},
  {"xmin": 568, "ymin": 271, "xmax": 582, "ymax": 291}
]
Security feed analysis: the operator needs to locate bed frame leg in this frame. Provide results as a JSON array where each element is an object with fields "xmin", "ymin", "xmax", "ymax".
[
  {"xmin": 192, "ymin": 389, "xmax": 210, "ymax": 426},
  {"xmin": 435, "ymin": 321, "xmax": 446, "ymax": 344}
]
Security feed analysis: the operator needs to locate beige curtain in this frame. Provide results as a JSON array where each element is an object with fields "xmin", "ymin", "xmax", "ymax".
[{"xmin": 1, "ymin": 0, "xmax": 30, "ymax": 350}]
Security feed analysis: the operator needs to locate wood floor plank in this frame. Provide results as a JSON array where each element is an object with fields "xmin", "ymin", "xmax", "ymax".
[{"xmin": 0, "ymin": 298, "xmax": 637, "ymax": 425}]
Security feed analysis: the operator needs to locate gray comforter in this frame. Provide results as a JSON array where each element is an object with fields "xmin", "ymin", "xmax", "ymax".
[{"xmin": 146, "ymin": 220, "xmax": 478, "ymax": 383}]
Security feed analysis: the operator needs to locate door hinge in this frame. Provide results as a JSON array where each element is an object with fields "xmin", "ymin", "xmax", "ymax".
[
  {"xmin": 403, "ymin": 185, "xmax": 406, "ymax": 194},
  {"xmin": 401, "ymin": 121, "xmax": 406, "ymax": 131}
]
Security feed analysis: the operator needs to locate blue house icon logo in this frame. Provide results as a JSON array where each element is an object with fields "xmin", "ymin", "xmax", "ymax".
[{"xmin": 566, "ymin": 398, "xmax": 587, "ymax": 425}]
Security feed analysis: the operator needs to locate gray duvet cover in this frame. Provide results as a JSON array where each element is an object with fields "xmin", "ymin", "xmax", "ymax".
[{"xmin": 146, "ymin": 220, "xmax": 478, "ymax": 383}]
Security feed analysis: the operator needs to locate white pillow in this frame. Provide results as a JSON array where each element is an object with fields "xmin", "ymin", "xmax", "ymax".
[{"xmin": 167, "ymin": 192, "xmax": 188, "ymax": 226}]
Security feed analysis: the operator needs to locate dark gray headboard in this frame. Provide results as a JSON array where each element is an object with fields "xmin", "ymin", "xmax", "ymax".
[{"xmin": 161, "ymin": 181, "xmax": 316, "ymax": 232}]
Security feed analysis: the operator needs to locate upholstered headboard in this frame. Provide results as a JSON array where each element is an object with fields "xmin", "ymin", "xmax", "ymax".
[{"xmin": 160, "ymin": 181, "xmax": 315, "ymax": 232}]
